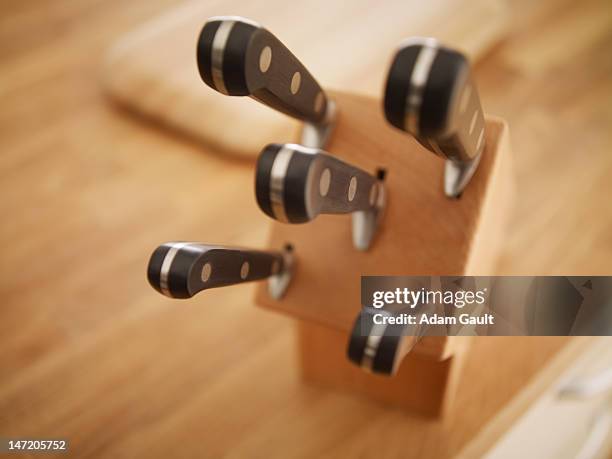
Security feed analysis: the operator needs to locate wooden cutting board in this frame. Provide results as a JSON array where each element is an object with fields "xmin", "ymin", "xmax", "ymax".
[{"xmin": 102, "ymin": 0, "xmax": 508, "ymax": 157}]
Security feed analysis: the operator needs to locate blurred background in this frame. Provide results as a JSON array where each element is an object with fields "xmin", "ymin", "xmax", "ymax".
[{"xmin": 0, "ymin": 0, "xmax": 611, "ymax": 457}]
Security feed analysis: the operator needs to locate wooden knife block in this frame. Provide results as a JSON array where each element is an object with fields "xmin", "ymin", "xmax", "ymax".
[{"xmin": 255, "ymin": 91, "xmax": 513, "ymax": 416}]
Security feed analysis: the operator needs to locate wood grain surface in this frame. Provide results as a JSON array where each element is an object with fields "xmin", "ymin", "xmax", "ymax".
[
  {"xmin": 1, "ymin": 0, "xmax": 611, "ymax": 458},
  {"xmin": 102, "ymin": 0, "xmax": 508, "ymax": 156}
]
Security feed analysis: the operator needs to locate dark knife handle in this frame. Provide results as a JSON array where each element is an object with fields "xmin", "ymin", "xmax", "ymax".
[
  {"xmin": 148, "ymin": 242, "xmax": 289, "ymax": 299},
  {"xmin": 347, "ymin": 307, "xmax": 424, "ymax": 375},
  {"xmin": 347, "ymin": 308, "xmax": 419, "ymax": 375},
  {"xmin": 197, "ymin": 16, "xmax": 328, "ymax": 123},
  {"xmin": 255, "ymin": 143, "xmax": 383, "ymax": 224},
  {"xmin": 384, "ymin": 38, "xmax": 485, "ymax": 163}
]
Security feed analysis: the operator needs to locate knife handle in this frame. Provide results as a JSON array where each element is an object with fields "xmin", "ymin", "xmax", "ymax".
[
  {"xmin": 384, "ymin": 38, "xmax": 485, "ymax": 163},
  {"xmin": 255, "ymin": 143, "xmax": 384, "ymax": 224},
  {"xmin": 347, "ymin": 308, "xmax": 419, "ymax": 375},
  {"xmin": 197, "ymin": 16, "xmax": 328, "ymax": 124},
  {"xmin": 147, "ymin": 242, "xmax": 291, "ymax": 299}
]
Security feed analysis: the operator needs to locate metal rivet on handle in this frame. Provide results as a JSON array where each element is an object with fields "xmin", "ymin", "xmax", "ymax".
[
  {"xmin": 476, "ymin": 128, "xmax": 485, "ymax": 151},
  {"xmin": 291, "ymin": 72, "xmax": 301, "ymax": 94},
  {"xmin": 469, "ymin": 110, "xmax": 478, "ymax": 135},
  {"xmin": 259, "ymin": 46, "xmax": 272, "ymax": 73},
  {"xmin": 240, "ymin": 261, "xmax": 250, "ymax": 280},
  {"xmin": 319, "ymin": 168, "xmax": 331, "ymax": 197},
  {"xmin": 202, "ymin": 263, "xmax": 212, "ymax": 282},
  {"xmin": 348, "ymin": 177, "xmax": 357, "ymax": 202}
]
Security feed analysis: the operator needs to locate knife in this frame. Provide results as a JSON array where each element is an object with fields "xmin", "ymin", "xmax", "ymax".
[
  {"xmin": 147, "ymin": 242, "xmax": 294, "ymax": 300},
  {"xmin": 383, "ymin": 38, "xmax": 485, "ymax": 197},
  {"xmin": 255, "ymin": 143, "xmax": 386, "ymax": 250},
  {"xmin": 197, "ymin": 16, "xmax": 335, "ymax": 148},
  {"xmin": 347, "ymin": 307, "xmax": 420, "ymax": 375}
]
